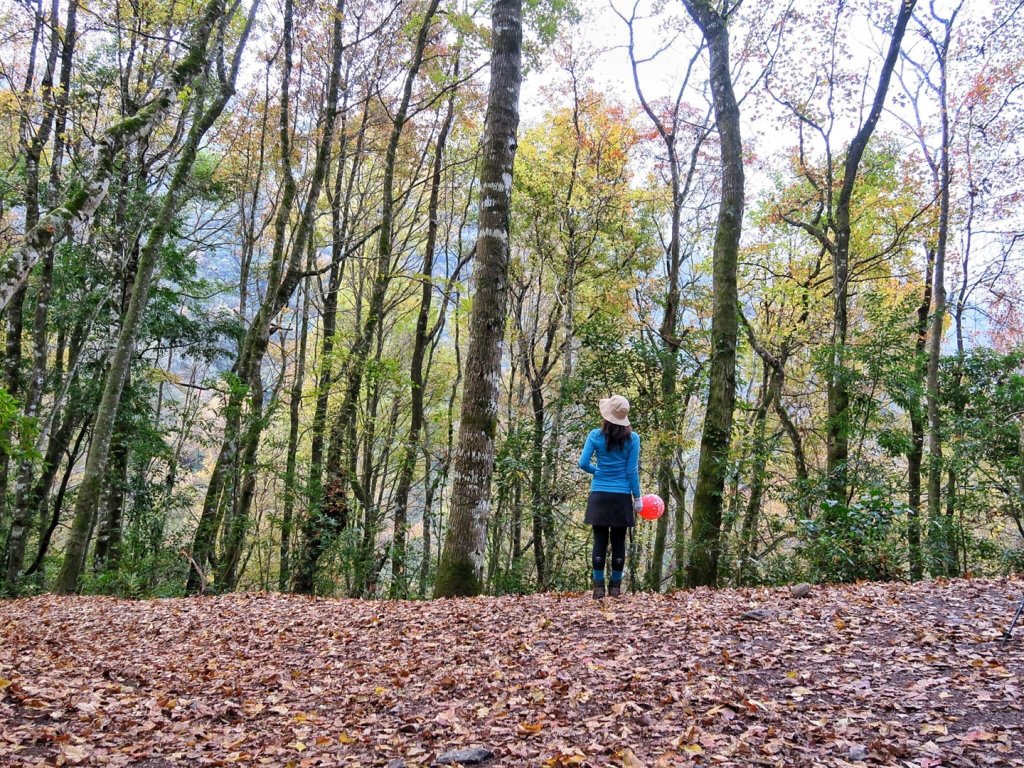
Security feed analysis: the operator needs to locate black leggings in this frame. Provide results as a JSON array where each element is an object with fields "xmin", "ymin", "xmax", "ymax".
[{"xmin": 592, "ymin": 525, "xmax": 627, "ymax": 579}]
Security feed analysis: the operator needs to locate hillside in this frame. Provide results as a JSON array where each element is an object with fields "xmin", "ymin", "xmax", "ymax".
[{"xmin": 2, "ymin": 578, "xmax": 1023, "ymax": 767}]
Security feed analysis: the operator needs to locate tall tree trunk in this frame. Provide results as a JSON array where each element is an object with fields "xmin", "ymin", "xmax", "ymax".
[
  {"xmin": 389, "ymin": 76, "xmax": 456, "ymax": 598},
  {"xmin": 56, "ymin": 1, "xmax": 252, "ymax": 593},
  {"xmin": 926, "ymin": 8, "xmax": 957, "ymax": 576},
  {"xmin": 434, "ymin": 0, "xmax": 522, "ymax": 598},
  {"xmin": 683, "ymin": 0, "xmax": 744, "ymax": 588},
  {"xmin": 907, "ymin": 247, "xmax": 935, "ymax": 580},
  {"xmin": 280, "ymin": 270, "xmax": 311, "ymax": 591},
  {"xmin": 825, "ymin": 0, "xmax": 916, "ymax": 508}
]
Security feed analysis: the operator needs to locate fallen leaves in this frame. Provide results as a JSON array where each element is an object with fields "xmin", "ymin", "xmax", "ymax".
[{"xmin": 0, "ymin": 578, "xmax": 1022, "ymax": 766}]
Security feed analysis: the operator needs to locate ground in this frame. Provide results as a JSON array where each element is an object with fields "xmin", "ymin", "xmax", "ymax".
[{"xmin": 1, "ymin": 578, "xmax": 1023, "ymax": 767}]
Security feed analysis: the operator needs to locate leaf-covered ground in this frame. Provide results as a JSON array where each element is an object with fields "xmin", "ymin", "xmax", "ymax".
[{"xmin": 2, "ymin": 578, "xmax": 1023, "ymax": 767}]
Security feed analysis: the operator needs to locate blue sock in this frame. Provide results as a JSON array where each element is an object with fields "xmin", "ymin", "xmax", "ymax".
[
  {"xmin": 593, "ymin": 569, "xmax": 605, "ymax": 583},
  {"xmin": 611, "ymin": 570, "xmax": 623, "ymax": 584}
]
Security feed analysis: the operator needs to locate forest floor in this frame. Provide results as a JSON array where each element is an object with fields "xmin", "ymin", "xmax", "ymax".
[{"xmin": 1, "ymin": 578, "xmax": 1023, "ymax": 768}]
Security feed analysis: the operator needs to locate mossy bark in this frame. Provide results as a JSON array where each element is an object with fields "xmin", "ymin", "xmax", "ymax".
[{"xmin": 683, "ymin": 0, "xmax": 744, "ymax": 589}]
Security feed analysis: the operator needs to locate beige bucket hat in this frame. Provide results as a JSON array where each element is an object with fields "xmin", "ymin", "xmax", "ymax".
[{"xmin": 599, "ymin": 395, "xmax": 630, "ymax": 426}]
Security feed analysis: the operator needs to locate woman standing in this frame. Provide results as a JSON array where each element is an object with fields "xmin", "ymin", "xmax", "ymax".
[{"xmin": 578, "ymin": 395, "xmax": 642, "ymax": 599}]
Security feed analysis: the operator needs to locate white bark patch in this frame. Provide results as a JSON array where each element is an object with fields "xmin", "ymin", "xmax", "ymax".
[{"xmin": 478, "ymin": 228, "xmax": 507, "ymax": 242}]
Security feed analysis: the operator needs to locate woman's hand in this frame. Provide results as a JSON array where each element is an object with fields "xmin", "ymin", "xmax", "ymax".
[{"xmin": 633, "ymin": 497, "xmax": 644, "ymax": 513}]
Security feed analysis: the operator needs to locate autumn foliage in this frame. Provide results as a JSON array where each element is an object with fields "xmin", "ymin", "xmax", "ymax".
[{"xmin": 2, "ymin": 578, "xmax": 1023, "ymax": 766}]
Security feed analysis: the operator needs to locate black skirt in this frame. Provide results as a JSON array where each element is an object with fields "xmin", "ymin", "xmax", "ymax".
[{"xmin": 585, "ymin": 491, "xmax": 635, "ymax": 528}]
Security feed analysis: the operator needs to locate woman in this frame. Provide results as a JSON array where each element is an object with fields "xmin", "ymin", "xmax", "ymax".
[{"xmin": 578, "ymin": 394, "xmax": 642, "ymax": 599}]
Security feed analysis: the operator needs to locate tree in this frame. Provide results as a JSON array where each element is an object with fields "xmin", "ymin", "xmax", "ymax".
[
  {"xmin": 188, "ymin": 0, "xmax": 349, "ymax": 593},
  {"xmin": 55, "ymin": 0, "xmax": 258, "ymax": 594},
  {"xmin": 614, "ymin": 0, "xmax": 715, "ymax": 591},
  {"xmin": 682, "ymin": 0, "xmax": 744, "ymax": 589},
  {"xmin": 291, "ymin": 0, "xmax": 442, "ymax": 595},
  {"xmin": 3, "ymin": 0, "xmax": 79, "ymax": 593},
  {"xmin": 435, "ymin": 0, "xmax": 523, "ymax": 597}
]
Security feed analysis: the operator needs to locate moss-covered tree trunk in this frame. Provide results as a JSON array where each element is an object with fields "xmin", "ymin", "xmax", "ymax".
[
  {"xmin": 435, "ymin": 0, "xmax": 523, "ymax": 598},
  {"xmin": 683, "ymin": 0, "xmax": 744, "ymax": 589},
  {"xmin": 92, "ymin": 415, "xmax": 128, "ymax": 573}
]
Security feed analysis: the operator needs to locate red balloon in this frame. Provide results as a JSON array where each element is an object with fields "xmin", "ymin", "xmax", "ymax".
[{"xmin": 639, "ymin": 494, "xmax": 665, "ymax": 521}]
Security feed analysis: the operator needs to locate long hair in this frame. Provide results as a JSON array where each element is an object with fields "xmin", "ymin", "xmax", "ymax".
[{"xmin": 602, "ymin": 420, "xmax": 632, "ymax": 452}]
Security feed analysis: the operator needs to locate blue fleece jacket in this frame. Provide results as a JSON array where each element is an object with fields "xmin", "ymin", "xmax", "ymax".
[{"xmin": 578, "ymin": 429, "xmax": 641, "ymax": 497}]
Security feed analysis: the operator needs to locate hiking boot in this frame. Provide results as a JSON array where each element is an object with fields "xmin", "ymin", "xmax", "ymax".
[
  {"xmin": 608, "ymin": 581, "xmax": 622, "ymax": 597},
  {"xmin": 592, "ymin": 581, "xmax": 606, "ymax": 599}
]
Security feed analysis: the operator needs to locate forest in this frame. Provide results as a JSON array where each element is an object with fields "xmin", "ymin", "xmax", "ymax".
[{"xmin": 0, "ymin": 0, "xmax": 1022, "ymax": 601}]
